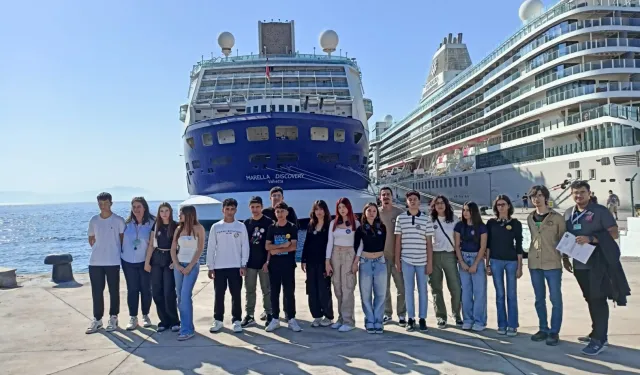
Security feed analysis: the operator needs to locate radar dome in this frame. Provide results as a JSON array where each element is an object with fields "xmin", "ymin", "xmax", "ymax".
[
  {"xmin": 217, "ymin": 32, "xmax": 235, "ymax": 56},
  {"xmin": 384, "ymin": 115, "xmax": 393, "ymax": 124},
  {"xmin": 519, "ymin": 0, "xmax": 544, "ymax": 22},
  {"xmin": 319, "ymin": 30, "xmax": 339, "ymax": 53}
]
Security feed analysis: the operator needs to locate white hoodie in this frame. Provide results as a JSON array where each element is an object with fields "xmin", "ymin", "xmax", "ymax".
[{"xmin": 206, "ymin": 220, "xmax": 250, "ymax": 270}]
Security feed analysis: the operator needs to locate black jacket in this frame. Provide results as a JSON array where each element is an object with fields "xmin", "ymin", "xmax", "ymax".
[{"xmin": 589, "ymin": 230, "xmax": 631, "ymax": 306}]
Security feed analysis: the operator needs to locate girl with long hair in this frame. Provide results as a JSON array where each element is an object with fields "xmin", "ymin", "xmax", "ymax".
[
  {"xmin": 144, "ymin": 202, "xmax": 180, "ymax": 333},
  {"xmin": 353, "ymin": 202, "xmax": 388, "ymax": 334},
  {"xmin": 454, "ymin": 201, "xmax": 488, "ymax": 331},
  {"xmin": 170, "ymin": 205, "xmax": 205, "ymax": 341},
  {"xmin": 486, "ymin": 195, "xmax": 523, "ymax": 336},
  {"xmin": 301, "ymin": 200, "xmax": 334, "ymax": 327},
  {"xmin": 325, "ymin": 197, "xmax": 359, "ymax": 332},
  {"xmin": 429, "ymin": 195, "xmax": 463, "ymax": 328},
  {"xmin": 121, "ymin": 197, "xmax": 155, "ymax": 330}
]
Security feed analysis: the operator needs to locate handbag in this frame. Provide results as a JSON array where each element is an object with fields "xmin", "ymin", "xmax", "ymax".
[{"xmin": 436, "ymin": 217, "xmax": 455, "ymax": 249}]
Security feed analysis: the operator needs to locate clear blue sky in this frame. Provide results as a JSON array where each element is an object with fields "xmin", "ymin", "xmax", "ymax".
[{"xmin": 0, "ymin": 0, "xmax": 546, "ymax": 200}]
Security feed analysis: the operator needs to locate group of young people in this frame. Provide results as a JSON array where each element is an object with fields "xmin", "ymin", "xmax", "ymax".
[{"xmin": 85, "ymin": 181, "xmax": 629, "ymax": 356}]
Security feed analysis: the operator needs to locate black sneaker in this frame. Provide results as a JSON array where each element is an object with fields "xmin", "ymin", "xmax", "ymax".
[
  {"xmin": 259, "ymin": 312, "xmax": 267, "ymax": 321},
  {"xmin": 241, "ymin": 315, "xmax": 255, "ymax": 327},
  {"xmin": 383, "ymin": 316, "xmax": 392, "ymax": 325},
  {"xmin": 531, "ymin": 331, "xmax": 548, "ymax": 342},
  {"xmin": 419, "ymin": 319, "xmax": 428, "ymax": 332},
  {"xmin": 437, "ymin": 318, "xmax": 446, "ymax": 328},
  {"xmin": 577, "ymin": 334, "xmax": 592, "ymax": 343},
  {"xmin": 455, "ymin": 319, "xmax": 463, "ymax": 327},
  {"xmin": 406, "ymin": 318, "xmax": 416, "ymax": 332},
  {"xmin": 582, "ymin": 339, "xmax": 606, "ymax": 356},
  {"xmin": 546, "ymin": 333, "xmax": 559, "ymax": 346},
  {"xmin": 398, "ymin": 317, "xmax": 407, "ymax": 327}
]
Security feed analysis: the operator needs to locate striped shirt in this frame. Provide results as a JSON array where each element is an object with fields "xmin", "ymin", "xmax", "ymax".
[{"xmin": 394, "ymin": 211, "xmax": 434, "ymax": 266}]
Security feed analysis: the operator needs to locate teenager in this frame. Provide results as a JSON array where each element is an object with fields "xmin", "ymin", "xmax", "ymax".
[
  {"xmin": 264, "ymin": 202, "xmax": 302, "ymax": 332},
  {"xmin": 144, "ymin": 202, "xmax": 180, "ymax": 333},
  {"xmin": 454, "ymin": 201, "xmax": 488, "ymax": 332},
  {"xmin": 170, "ymin": 205, "xmax": 205, "ymax": 341},
  {"xmin": 354, "ymin": 202, "xmax": 388, "ymax": 334},
  {"xmin": 86, "ymin": 192, "xmax": 126, "ymax": 334},
  {"xmin": 301, "ymin": 200, "xmax": 334, "ymax": 327},
  {"xmin": 121, "ymin": 197, "xmax": 155, "ymax": 330},
  {"xmin": 486, "ymin": 195, "xmax": 523, "ymax": 336},
  {"xmin": 207, "ymin": 198, "xmax": 250, "ymax": 333},
  {"xmin": 394, "ymin": 190, "xmax": 434, "ymax": 332},
  {"xmin": 241, "ymin": 196, "xmax": 273, "ymax": 327},
  {"xmin": 428, "ymin": 195, "xmax": 462, "ymax": 328},
  {"xmin": 526, "ymin": 185, "xmax": 566, "ymax": 346},
  {"xmin": 378, "ymin": 187, "xmax": 407, "ymax": 326},
  {"xmin": 326, "ymin": 197, "xmax": 360, "ymax": 332}
]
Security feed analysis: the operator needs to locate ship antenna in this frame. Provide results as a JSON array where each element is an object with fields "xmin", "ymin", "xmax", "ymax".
[{"xmin": 319, "ymin": 29, "xmax": 339, "ymax": 57}]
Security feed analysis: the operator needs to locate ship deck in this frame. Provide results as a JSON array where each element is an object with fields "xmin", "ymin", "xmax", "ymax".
[{"xmin": 3, "ymin": 259, "xmax": 639, "ymax": 374}]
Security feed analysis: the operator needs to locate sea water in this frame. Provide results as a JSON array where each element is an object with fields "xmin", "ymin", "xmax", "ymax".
[{"xmin": 0, "ymin": 201, "xmax": 531, "ymax": 274}]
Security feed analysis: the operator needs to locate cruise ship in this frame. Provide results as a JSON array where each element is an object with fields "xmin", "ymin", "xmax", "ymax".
[
  {"xmin": 179, "ymin": 21, "xmax": 374, "ymax": 222},
  {"xmin": 372, "ymin": 0, "xmax": 640, "ymax": 211}
]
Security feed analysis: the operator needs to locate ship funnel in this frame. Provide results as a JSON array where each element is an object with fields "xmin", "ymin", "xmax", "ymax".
[
  {"xmin": 448, "ymin": 33, "xmax": 453, "ymax": 43},
  {"xmin": 458, "ymin": 33, "xmax": 463, "ymax": 43}
]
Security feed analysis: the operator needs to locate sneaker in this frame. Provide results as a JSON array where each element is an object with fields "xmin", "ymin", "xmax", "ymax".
[
  {"xmin": 375, "ymin": 327, "xmax": 384, "ymax": 334},
  {"xmin": 406, "ymin": 319, "xmax": 416, "ymax": 332},
  {"xmin": 546, "ymin": 333, "xmax": 560, "ymax": 346},
  {"xmin": 331, "ymin": 322, "xmax": 342, "ymax": 329},
  {"xmin": 338, "ymin": 324, "xmax": 354, "ymax": 332},
  {"xmin": 383, "ymin": 316, "xmax": 392, "ymax": 325},
  {"xmin": 170, "ymin": 324, "xmax": 180, "ymax": 332},
  {"xmin": 157, "ymin": 325, "xmax": 167, "ymax": 332},
  {"xmin": 106, "ymin": 316, "xmax": 118, "ymax": 332},
  {"xmin": 311, "ymin": 318, "xmax": 321, "ymax": 327},
  {"xmin": 233, "ymin": 320, "xmax": 243, "ymax": 333},
  {"xmin": 265, "ymin": 318, "xmax": 280, "ymax": 332},
  {"xmin": 506, "ymin": 328, "xmax": 518, "ymax": 337},
  {"xmin": 288, "ymin": 319, "xmax": 302, "ymax": 332},
  {"xmin": 497, "ymin": 327, "xmax": 507, "ymax": 335},
  {"xmin": 142, "ymin": 315, "xmax": 152, "ymax": 328},
  {"xmin": 582, "ymin": 339, "xmax": 606, "ymax": 356},
  {"xmin": 241, "ymin": 315, "xmax": 255, "ymax": 328},
  {"xmin": 461, "ymin": 323, "xmax": 473, "ymax": 331},
  {"xmin": 209, "ymin": 320, "xmax": 223, "ymax": 333},
  {"xmin": 177, "ymin": 333, "xmax": 194, "ymax": 341},
  {"xmin": 126, "ymin": 316, "xmax": 138, "ymax": 331},
  {"xmin": 320, "ymin": 317, "xmax": 333, "ymax": 327},
  {"xmin": 437, "ymin": 318, "xmax": 446, "ymax": 329},
  {"xmin": 419, "ymin": 319, "xmax": 428, "ymax": 332},
  {"xmin": 259, "ymin": 311, "xmax": 268, "ymax": 321},
  {"xmin": 455, "ymin": 319, "xmax": 464, "ymax": 327},
  {"xmin": 366, "ymin": 327, "xmax": 376, "ymax": 334},
  {"xmin": 531, "ymin": 331, "xmax": 548, "ymax": 342},
  {"xmin": 578, "ymin": 334, "xmax": 609, "ymax": 346},
  {"xmin": 398, "ymin": 317, "xmax": 407, "ymax": 327},
  {"xmin": 471, "ymin": 323, "xmax": 485, "ymax": 332},
  {"xmin": 86, "ymin": 319, "xmax": 103, "ymax": 334}
]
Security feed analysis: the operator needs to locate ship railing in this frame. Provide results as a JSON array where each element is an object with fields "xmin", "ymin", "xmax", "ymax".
[{"xmin": 198, "ymin": 94, "xmax": 354, "ymax": 104}]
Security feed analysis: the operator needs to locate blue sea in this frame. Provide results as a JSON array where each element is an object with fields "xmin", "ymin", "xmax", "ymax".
[{"xmin": 0, "ymin": 202, "xmax": 530, "ymax": 274}]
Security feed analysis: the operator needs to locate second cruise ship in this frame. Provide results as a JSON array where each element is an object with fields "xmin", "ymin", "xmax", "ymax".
[{"xmin": 372, "ymin": 0, "xmax": 640, "ymax": 210}]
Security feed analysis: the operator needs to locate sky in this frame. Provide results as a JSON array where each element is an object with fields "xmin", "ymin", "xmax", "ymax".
[{"xmin": 0, "ymin": 0, "xmax": 546, "ymax": 201}]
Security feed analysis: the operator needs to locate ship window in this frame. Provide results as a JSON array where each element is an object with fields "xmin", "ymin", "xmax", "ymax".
[
  {"xmin": 279, "ymin": 105, "xmax": 285, "ymax": 112},
  {"xmin": 601, "ymin": 179, "xmax": 607, "ymax": 183},
  {"xmin": 354, "ymin": 132, "xmax": 363, "ymax": 144},
  {"xmin": 589, "ymin": 169, "xmax": 596, "ymax": 180},
  {"xmin": 253, "ymin": 106, "xmax": 259, "ymax": 113},
  {"xmin": 246, "ymin": 107, "xmax": 252, "ymax": 113},
  {"xmin": 276, "ymin": 126, "xmax": 298, "ymax": 140},
  {"xmin": 277, "ymin": 153, "xmax": 298, "ymax": 162},
  {"xmin": 270, "ymin": 105, "xmax": 276, "ymax": 112},
  {"xmin": 334, "ymin": 129, "xmax": 346, "ymax": 143},
  {"xmin": 610, "ymin": 179, "xmax": 616, "ymax": 182},
  {"xmin": 310, "ymin": 127, "xmax": 329, "ymax": 141},
  {"xmin": 211, "ymin": 156, "xmax": 232, "ymax": 166},
  {"xmin": 202, "ymin": 133, "xmax": 214, "ymax": 146},
  {"xmin": 444, "ymin": 179, "xmax": 448, "ymax": 188},
  {"xmin": 569, "ymin": 161, "xmax": 580, "ymax": 169},
  {"xmin": 185, "ymin": 162, "xmax": 190, "ymax": 171},
  {"xmin": 454, "ymin": 178, "xmax": 457, "ymax": 187},
  {"xmin": 465, "ymin": 176, "xmax": 468, "ymax": 186},
  {"xmin": 363, "ymin": 156, "xmax": 368, "ymax": 164},
  {"xmin": 261, "ymin": 105, "xmax": 267, "ymax": 112},
  {"xmin": 317, "ymin": 153, "xmax": 339, "ymax": 163},
  {"xmin": 350, "ymin": 155, "xmax": 359, "ymax": 164},
  {"xmin": 295, "ymin": 105, "xmax": 300, "ymax": 112},
  {"xmin": 249, "ymin": 154, "xmax": 270, "ymax": 163},
  {"xmin": 601, "ymin": 157, "xmax": 611, "ymax": 165},
  {"xmin": 576, "ymin": 170, "xmax": 582, "ymax": 179},
  {"xmin": 192, "ymin": 160, "xmax": 201, "ymax": 169},
  {"xmin": 246, "ymin": 126, "xmax": 269, "ymax": 141},
  {"xmin": 217, "ymin": 129, "xmax": 235, "ymax": 144},
  {"xmin": 186, "ymin": 137, "xmax": 195, "ymax": 149},
  {"xmin": 287, "ymin": 105, "xmax": 293, "ymax": 112}
]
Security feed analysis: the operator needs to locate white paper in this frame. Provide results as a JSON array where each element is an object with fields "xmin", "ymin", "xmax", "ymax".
[{"xmin": 556, "ymin": 232, "xmax": 596, "ymax": 264}]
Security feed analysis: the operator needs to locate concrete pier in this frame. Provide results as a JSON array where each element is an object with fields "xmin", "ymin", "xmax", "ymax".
[{"xmin": 1, "ymin": 261, "xmax": 639, "ymax": 374}]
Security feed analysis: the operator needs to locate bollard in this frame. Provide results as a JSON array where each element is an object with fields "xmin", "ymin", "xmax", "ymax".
[
  {"xmin": 44, "ymin": 254, "xmax": 75, "ymax": 283},
  {"xmin": 0, "ymin": 267, "xmax": 18, "ymax": 288}
]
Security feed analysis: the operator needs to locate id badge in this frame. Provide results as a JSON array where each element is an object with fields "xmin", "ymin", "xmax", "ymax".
[
  {"xmin": 133, "ymin": 239, "xmax": 141, "ymax": 246},
  {"xmin": 573, "ymin": 224, "xmax": 582, "ymax": 230}
]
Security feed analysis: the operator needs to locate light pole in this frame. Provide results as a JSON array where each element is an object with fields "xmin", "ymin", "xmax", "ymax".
[
  {"xmin": 626, "ymin": 173, "xmax": 637, "ymax": 217},
  {"xmin": 487, "ymin": 172, "xmax": 493, "ymax": 206}
]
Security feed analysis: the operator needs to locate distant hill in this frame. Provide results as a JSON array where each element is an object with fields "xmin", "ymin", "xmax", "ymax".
[{"xmin": 0, "ymin": 186, "xmax": 154, "ymax": 204}]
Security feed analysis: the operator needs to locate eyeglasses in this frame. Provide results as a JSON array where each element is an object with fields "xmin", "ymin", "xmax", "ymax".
[{"xmin": 496, "ymin": 203, "xmax": 508, "ymax": 207}]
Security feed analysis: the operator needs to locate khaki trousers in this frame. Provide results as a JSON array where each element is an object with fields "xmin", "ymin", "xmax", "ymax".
[
  {"xmin": 331, "ymin": 245, "xmax": 357, "ymax": 326},
  {"xmin": 244, "ymin": 267, "xmax": 271, "ymax": 316},
  {"xmin": 384, "ymin": 256, "xmax": 407, "ymax": 318}
]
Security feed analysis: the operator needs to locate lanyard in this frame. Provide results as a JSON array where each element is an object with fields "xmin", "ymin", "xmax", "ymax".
[{"xmin": 570, "ymin": 206, "xmax": 587, "ymax": 225}]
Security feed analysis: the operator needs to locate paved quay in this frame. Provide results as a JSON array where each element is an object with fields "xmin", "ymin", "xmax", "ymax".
[{"xmin": 2, "ymin": 261, "xmax": 639, "ymax": 375}]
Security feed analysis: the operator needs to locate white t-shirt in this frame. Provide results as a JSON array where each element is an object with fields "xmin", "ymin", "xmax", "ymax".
[
  {"xmin": 325, "ymin": 220, "xmax": 360, "ymax": 259},
  {"xmin": 88, "ymin": 213, "xmax": 126, "ymax": 266},
  {"xmin": 432, "ymin": 215, "xmax": 459, "ymax": 252}
]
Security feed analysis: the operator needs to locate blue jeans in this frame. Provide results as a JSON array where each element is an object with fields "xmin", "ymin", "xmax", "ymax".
[
  {"xmin": 490, "ymin": 259, "xmax": 519, "ymax": 330},
  {"xmin": 358, "ymin": 256, "xmax": 388, "ymax": 329},
  {"xmin": 401, "ymin": 260, "xmax": 428, "ymax": 320},
  {"xmin": 174, "ymin": 262, "xmax": 199, "ymax": 335},
  {"xmin": 530, "ymin": 268, "xmax": 563, "ymax": 334},
  {"xmin": 459, "ymin": 251, "xmax": 487, "ymax": 327}
]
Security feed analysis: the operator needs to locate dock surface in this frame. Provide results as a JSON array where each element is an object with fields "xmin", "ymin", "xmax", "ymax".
[{"xmin": 2, "ymin": 261, "xmax": 639, "ymax": 375}]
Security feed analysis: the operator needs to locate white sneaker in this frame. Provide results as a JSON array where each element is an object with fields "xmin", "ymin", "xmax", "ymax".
[
  {"xmin": 472, "ymin": 323, "xmax": 486, "ymax": 332},
  {"xmin": 312, "ymin": 318, "xmax": 321, "ymax": 327},
  {"xmin": 331, "ymin": 321, "xmax": 342, "ymax": 329},
  {"xmin": 86, "ymin": 319, "xmax": 103, "ymax": 334},
  {"xmin": 142, "ymin": 315, "xmax": 152, "ymax": 328},
  {"xmin": 288, "ymin": 319, "xmax": 302, "ymax": 332},
  {"xmin": 265, "ymin": 318, "xmax": 280, "ymax": 332},
  {"xmin": 126, "ymin": 316, "xmax": 138, "ymax": 331},
  {"xmin": 338, "ymin": 324, "xmax": 354, "ymax": 332},
  {"xmin": 106, "ymin": 316, "xmax": 118, "ymax": 332},
  {"xmin": 209, "ymin": 320, "xmax": 223, "ymax": 333},
  {"xmin": 320, "ymin": 317, "xmax": 333, "ymax": 327},
  {"xmin": 233, "ymin": 320, "xmax": 243, "ymax": 333}
]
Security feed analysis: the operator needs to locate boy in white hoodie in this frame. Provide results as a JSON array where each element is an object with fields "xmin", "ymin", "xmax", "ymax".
[{"xmin": 207, "ymin": 198, "xmax": 250, "ymax": 333}]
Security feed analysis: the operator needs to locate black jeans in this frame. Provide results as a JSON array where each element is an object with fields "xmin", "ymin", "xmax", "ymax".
[
  {"xmin": 214, "ymin": 268, "xmax": 243, "ymax": 323},
  {"xmin": 121, "ymin": 259, "xmax": 152, "ymax": 317},
  {"xmin": 89, "ymin": 265, "xmax": 120, "ymax": 320},
  {"xmin": 150, "ymin": 250, "xmax": 179, "ymax": 328},
  {"xmin": 269, "ymin": 259, "xmax": 296, "ymax": 320},
  {"xmin": 306, "ymin": 263, "xmax": 334, "ymax": 319},
  {"xmin": 575, "ymin": 269, "xmax": 609, "ymax": 342}
]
